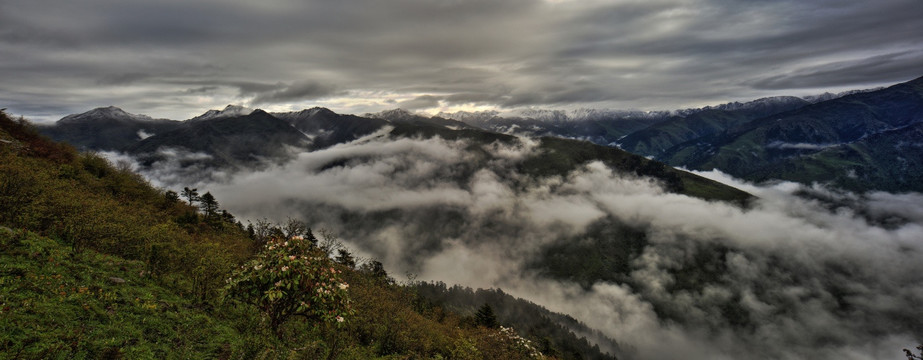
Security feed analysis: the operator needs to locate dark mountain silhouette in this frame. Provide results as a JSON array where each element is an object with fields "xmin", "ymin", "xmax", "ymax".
[
  {"xmin": 130, "ymin": 109, "xmax": 310, "ymax": 169},
  {"xmin": 37, "ymin": 106, "xmax": 181, "ymax": 151}
]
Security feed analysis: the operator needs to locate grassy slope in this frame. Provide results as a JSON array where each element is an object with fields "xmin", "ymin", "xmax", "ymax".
[
  {"xmin": 1, "ymin": 111, "xmax": 611, "ymax": 359},
  {"xmin": 0, "ymin": 229, "xmax": 241, "ymax": 359}
]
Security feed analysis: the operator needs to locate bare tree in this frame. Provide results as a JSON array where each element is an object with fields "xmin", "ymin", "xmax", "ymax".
[
  {"xmin": 250, "ymin": 218, "xmax": 275, "ymax": 247},
  {"xmin": 281, "ymin": 217, "xmax": 308, "ymax": 239},
  {"xmin": 317, "ymin": 228, "xmax": 343, "ymax": 257}
]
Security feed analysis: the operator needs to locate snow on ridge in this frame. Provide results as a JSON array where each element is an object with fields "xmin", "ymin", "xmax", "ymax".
[{"xmin": 189, "ymin": 105, "xmax": 255, "ymax": 122}]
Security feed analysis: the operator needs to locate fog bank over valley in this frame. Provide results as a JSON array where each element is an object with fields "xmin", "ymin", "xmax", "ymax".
[{"xmin": 106, "ymin": 132, "xmax": 923, "ymax": 360}]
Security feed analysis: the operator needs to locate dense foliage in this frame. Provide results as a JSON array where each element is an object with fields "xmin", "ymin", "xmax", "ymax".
[
  {"xmin": 225, "ymin": 235, "xmax": 354, "ymax": 334},
  {"xmin": 414, "ymin": 283, "xmax": 620, "ymax": 360}
]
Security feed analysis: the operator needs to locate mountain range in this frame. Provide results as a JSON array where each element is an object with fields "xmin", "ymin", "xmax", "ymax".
[
  {"xmin": 37, "ymin": 104, "xmax": 752, "ymax": 203},
  {"xmin": 37, "ymin": 75, "xmax": 923, "ymax": 192}
]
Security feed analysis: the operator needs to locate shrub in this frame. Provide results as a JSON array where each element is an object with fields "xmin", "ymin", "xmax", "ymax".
[{"xmin": 224, "ymin": 235, "xmax": 353, "ymax": 335}]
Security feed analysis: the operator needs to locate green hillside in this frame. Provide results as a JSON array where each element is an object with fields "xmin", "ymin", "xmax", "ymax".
[
  {"xmin": 522, "ymin": 137, "xmax": 753, "ymax": 204},
  {"xmin": 0, "ymin": 111, "xmax": 617, "ymax": 359},
  {"xmin": 660, "ymin": 75, "xmax": 923, "ymax": 191}
]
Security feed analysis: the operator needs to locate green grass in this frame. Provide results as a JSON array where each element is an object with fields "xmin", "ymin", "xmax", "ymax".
[{"xmin": 0, "ymin": 228, "xmax": 239, "ymax": 359}]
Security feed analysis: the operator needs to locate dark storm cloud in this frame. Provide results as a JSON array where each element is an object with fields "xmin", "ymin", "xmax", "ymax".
[
  {"xmin": 396, "ymin": 95, "xmax": 443, "ymax": 110},
  {"xmin": 249, "ymin": 81, "xmax": 339, "ymax": 104},
  {"xmin": 1, "ymin": 0, "xmax": 921, "ymax": 119}
]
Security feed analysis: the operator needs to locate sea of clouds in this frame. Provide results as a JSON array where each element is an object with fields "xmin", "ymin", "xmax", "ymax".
[{"xmin": 111, "ymin": 133, "xmax": 923, "ymax": 359}]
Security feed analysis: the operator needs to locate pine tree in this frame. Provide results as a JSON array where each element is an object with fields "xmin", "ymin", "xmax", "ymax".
[
  {"xmin": 475, "ymin": 303, "xmax": 498, "ymax": 328},
  {"xmin": 335, "ymin": 249, "xmax": 356, "ymax": 269},
  {"xmin": 305, "ymin": 228, "xmax": 319, "ymax": 247},
  {"xmin": 199, "ymin": 192, "xmax": 219, "ymax": 220},
  {"xmin": 181, "ymin": 187, "xmax": 199, "ymax": 205}
]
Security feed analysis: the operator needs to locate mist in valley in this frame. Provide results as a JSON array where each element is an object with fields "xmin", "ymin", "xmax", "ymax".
[{"xmin": 110, "ymin": 133, "xmax": 923, "ymax": 359}]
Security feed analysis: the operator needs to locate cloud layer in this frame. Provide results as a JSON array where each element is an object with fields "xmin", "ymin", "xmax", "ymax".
[
  {"xmin": 116, "ymin": 133, "xmax": 923, "ymax": 360},
  {"xmin": 3, "ymin": 0, "xmax": 922, "ymax": 122}
]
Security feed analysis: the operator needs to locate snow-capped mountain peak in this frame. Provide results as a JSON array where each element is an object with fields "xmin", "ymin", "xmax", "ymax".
[
  {"xmin": 366, "ymin": 108, "xmax": 419, "ymax": 122},
  {"xmin": 57, "ymin": 106, "xmax": 154, "ymax": 124},
  {"xmin": 189, "ymin": 104, "xmax": 255, "ymax": 122}
]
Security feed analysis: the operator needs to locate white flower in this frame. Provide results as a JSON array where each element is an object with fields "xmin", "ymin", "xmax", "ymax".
[
  {"xmin": 254, "ymin": 264, "xmax": 263, "ymax": 270},
  {"xmin": 336, "ymin": 316, "xmax": 344, "ymax": 323},
  {"xmin": 338, "ymin": 283, "xmax": 349, "ymax": 290},
  {"xmin": 281, "ymin": 266, "xmax": 289, "ymax": 272}
]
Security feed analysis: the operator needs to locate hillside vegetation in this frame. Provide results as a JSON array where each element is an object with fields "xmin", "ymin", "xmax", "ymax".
[{"xmin": 0, "ymin": 111, "xmax": 616, "ymax": 359}]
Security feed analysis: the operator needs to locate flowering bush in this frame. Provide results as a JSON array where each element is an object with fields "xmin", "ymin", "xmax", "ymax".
[
  {"xmin": 494, "ymin": 326, "xmax": 545, "ymax": 359},
  {"xmin": 224, "ymin": 235, "xmax": 353, "ymax": 334}
]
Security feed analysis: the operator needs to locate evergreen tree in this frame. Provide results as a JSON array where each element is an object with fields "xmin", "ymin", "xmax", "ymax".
[
  {"xmin": 220, "ymin": 210, "xmax": 236, "ymax": 224},
  {"xmin": 335, "ymin": 248, "xmax": 356, "ymax": 269},
  {"xmin": 360, "ymin": 260, "xmax": 391, "ymax": 283},
  {"xmin": 305, "ymin": 228, "xmax": 319, "ymax": 247},
  {"xmin": 164, "ymin": 190, "xmax": 179, "ymax": 205},
  {"xmin": 475, "ymin": 303, "xmax": 498, "ymax": 328},
  {"xmin": 199, "ymin": 191, "xmax": 219, "ymax": 220},
  {"xmin": 181, "ymin": 187, "xmax": 199, "ymax": 205}
]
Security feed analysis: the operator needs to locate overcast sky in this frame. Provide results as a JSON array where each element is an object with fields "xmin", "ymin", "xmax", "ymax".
[{"xmin": 2, "ymin": 0, "xmax": 922, "ymax": 122}]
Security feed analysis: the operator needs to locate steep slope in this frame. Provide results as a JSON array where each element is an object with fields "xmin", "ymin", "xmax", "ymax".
[
  {"xmin": 443, "ymin": 109, "xmax": 667, "ymax": 146},
  {"xmin": 748, "ymin": 122, "xmax": 923, "ymax": 192},
  {"xmin": 1, "ymin": 110, "xmax": 620, "ymax": 360},
  {"xmin": 370, "ymin": 108, "xmax": 477, "ymax": 129},
  {"xmin": 129, "ymin": 110, "xmax": 310, "ymax": 169},
  {"xmin": 618, "ymin": 96, "xmax": 811, "ymax": 157},
  {"xmin": 188, "ymin": 104, "xmax": 254, "ymax": 122},
  {"xmin": 661, "ymin": 75, "xmax": 923, "ymax": 191},
  {"xmin": 37, "ymin": 106, "xmax": 181, "ymax": 151},
  {"xmin": 368, "ymin": 117, "xmax": 752, "ymax": 203},
  {"xmin": 273, "ymin": 107, "xmax": 389, "ymax": 149},
  {"xmin": 522, "ymin": 137, "xmax": 752, "ymax": 203}
]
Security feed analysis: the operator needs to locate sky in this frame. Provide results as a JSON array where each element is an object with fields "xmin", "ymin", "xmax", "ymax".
[{"xmin": 2, "ymin": 0, "xmax": 922, "ymax": 122}]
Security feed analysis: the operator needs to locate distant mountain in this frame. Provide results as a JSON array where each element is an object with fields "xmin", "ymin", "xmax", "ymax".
[
  {"xmin": 368, "ymin": 108, "xmax": 476, "ymax": 130},
  {"xmin": 129, "ymin": 109, "xmax": 311, "ymax": 169},
  {"xmin": 273, "ymin": 107, "xmax": 389, "ymax": 149},
  {"xmin": 43, "ymin": 76, "xmax": 918, "ymax": 194},
  {"xmin": 188, "ymin": 104, "xmax": 254, "ymax": 122},
  {"xmin": 38, "ymin": 106, "xmax": 181, "ymax": 151},
  {"xmin": 801, "ymin": 88, "xmax": 883, "ymax": 103},
  {"xmin": 617, "ymin": 96, "xmax": 812, "ymax": 157},
  {"xmin": 747, "ymin": 122, "xmax": 923, "ymax": 192},
  {"xmin": 437, "ymin": 93, "xmax": 878, "ymax": 160},
  {"xmin": 440, "ymin": 109, "xmax": 668, "ymax": 146},
  {"xmin": 660, "ymin": 75, "xmax": 923, "ymax": 192}
]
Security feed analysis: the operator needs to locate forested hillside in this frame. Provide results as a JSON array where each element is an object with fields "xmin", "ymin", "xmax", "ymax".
[{"xmin": 0, "ymin": 111, "xmax": 617, "ymax": 359}]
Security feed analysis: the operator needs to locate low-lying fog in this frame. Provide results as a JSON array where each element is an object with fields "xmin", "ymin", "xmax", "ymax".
[{"xmin": 107, "ymin": 133, "xmax": 923, "ymax": 359}]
